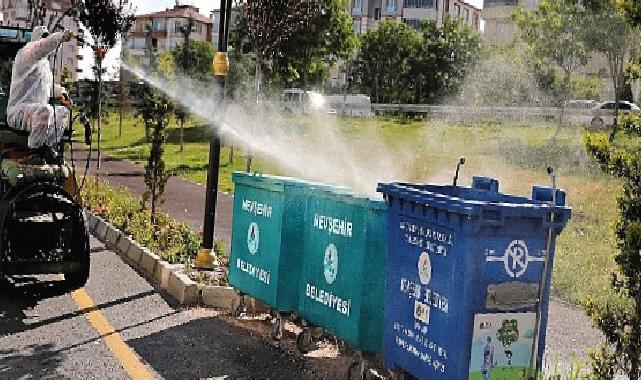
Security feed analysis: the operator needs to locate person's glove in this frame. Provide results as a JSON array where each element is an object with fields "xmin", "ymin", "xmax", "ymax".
[{"xmin": 62, "ymin": 29, "xmax": 74, "ymax": 42}]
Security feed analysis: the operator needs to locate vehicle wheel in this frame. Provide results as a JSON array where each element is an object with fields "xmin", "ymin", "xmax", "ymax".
[
  {"xmin": 65, "ymin": 263, "xmax": 89, "ymax": 290},
  {"xmin": 65, "ymin": 218, "xmax": 90, "ymax": 290},
  {"xmin": 347, "ymin": 360, "xmax": 367, "ymax": 380},
  {"xmin": 591, "ymin": 117, "xmax": 604, "ymax": 127},
  {"xmin": 296, "ymin": 328, "xmax": 315, "ymax": 354}
]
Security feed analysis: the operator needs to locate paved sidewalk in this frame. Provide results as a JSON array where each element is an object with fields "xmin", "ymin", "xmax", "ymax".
[{"xmin": 72, "ymin": 150, "xmax": 233, "ymax": 249}]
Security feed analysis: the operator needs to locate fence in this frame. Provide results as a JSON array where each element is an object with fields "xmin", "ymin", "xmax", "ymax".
[{"xmin": 369, "ymin": 104, "xmax": 600, "ymax": 124}]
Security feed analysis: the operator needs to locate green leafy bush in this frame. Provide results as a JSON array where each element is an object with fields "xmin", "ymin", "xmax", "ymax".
[{"xmin": 82, "ymin": 178, "xmax": 201, "ymax": 264}]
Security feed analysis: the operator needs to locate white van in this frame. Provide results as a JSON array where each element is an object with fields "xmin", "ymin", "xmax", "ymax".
[
  {"xmin": 325, "ymin": 94, "xmax": 372, "ymax": 117},
  {"xmin": 282, "ymin": 88, "xmax": 328, "ymax": 115}
]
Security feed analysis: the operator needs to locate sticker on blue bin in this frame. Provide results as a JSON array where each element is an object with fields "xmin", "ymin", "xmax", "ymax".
[
  {"xmin": 414, "ymin": 300, "xmax": 430, "ymax": 324},
  {"xmin": 485, "ymin": 240, "xmax": 545, "ymax": 279},
  {"xmin": 469, "ymin": 313, "xmax": 536, "ymax": 380},
  {"xmin": 418, "ymin": 252, "xmax": 432, "ymax": 285},
  {"xmin": 323, "ymin": 243, "xmax": 339, "ymax": 284},
  {"xmin": 247, "ymin": 222, "xmax": 260, "ymax": 255}
]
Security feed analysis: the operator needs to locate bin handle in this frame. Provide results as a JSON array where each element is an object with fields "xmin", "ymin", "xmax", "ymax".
[{"xmin": 480, "ymin": 207, "xmax": 504, "ymax": 227}]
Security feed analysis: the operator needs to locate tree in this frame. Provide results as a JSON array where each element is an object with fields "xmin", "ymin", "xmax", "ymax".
[
  {"xmin": 583, "ymin": 1, "xmax": 639, "ymax": 135},
  {"xmin": 79, "ymin": 0, "xmax": 135, "ymax": 171},
  {"xmin": 458, "ymin": 48, "xmax": 550, "ymax": 107},
  {"xmin": 413, "ymin": 17, "xmax": 481, "ymax": 103},
  {"xmin": 271, "ymin": 0, "xmax": 357, "ymax": 89},
  {"xmin": 496, "ymin": 319, "xmax": 519, "ymax": 366},
  {"xmin": 513, "ymin": 0, "xmax": 588, "ymax": 129},
  {"xmin": 237, "ymin": 0, "xmax": 321, "ymax": 95},
  {"xmin": 137, "ymin": 53, "xmax": 174, "ymax": 225},
  {"xmin": 171, "ymin": 39, "xmax": 215, "ymax": 152},
  {"xmin": 354, "ymin": 20, "xmax": 422, "ymax": 103},
  {"xmin": 584, "ymin": 130, "xmax": 641, "ymax": 378},
  {"xmin": 235, "ymin": 0, "xmax": 321, "ymax": 172},
  {"xmin": 141, "ymin": 92, "xmax": 173, "ymax": 226},
  {"xmin": 60, "ymin": 64, "xmax": 75, "ymax": 94},
  {"xmin": 583, "ymin": 4, "xmax": 641, "ymax": 377}
]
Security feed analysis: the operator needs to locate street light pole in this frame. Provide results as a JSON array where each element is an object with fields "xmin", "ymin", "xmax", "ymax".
[{"xmin": 194, "ymin": 0, "xmax": 233, "ymax": 269}]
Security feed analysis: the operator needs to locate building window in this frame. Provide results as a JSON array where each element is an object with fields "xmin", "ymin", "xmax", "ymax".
[
  {"xmin": 174, "ymin": 21, "xmax": 183, "ymax": 34},
  {"xmin": 454, "ymin": 4, "xmax": 460, "ymax": 18},
  {"xmin": 353, "ymin": 19, "xmax": 362, "ymax": 34},
  {"xmin": 352, "ymin": 0, "xmax": 362, "ymax": 14},
  {"xmin": 152, "ymin": 19, "xmax": 166, "ymax": 32},
  {"xmin": 483, "ymin": 0, "xmax": 517, "ymax": 6},
  {"xmin": 375, "ymin": 8, "xmax": 381, "ymax": 20},
  {"xmin": 464, "ymin": 8, "xmax": 469, "ymax": 22},
  {"xmin": 404, "ymin": 19, "xmax": 421, "ymax": 30},
  {"xmin": 404, "ymin": 0, "xmax": 435, "ymax": 8},
  {"xmin": 195, "ymin": 23, "xmax": 202, "ymax": 33},
  {"xmin": 445, "ymin": 0, "xmax": 449, "ymax": 11},
  {"xmin": 385, "ymin": 0, "xmax": 397, "ymax": 12}
]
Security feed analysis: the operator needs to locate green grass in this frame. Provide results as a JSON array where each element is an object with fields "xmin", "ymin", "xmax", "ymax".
[
  {"xmin": 469, "ymin": 367, "xmax": 529, "ymax": 380},
  {"xmin": 93, "ymin": 112, "xmax": 620, "ymax": 308}
]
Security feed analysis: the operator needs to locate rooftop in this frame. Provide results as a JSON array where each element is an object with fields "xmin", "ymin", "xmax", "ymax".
[{"xmin": 136, "ymin": 5, "xmax": 212, "ymax": 25}]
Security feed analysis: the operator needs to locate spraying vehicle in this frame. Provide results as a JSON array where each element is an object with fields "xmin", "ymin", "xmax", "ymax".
[{"xmin": 0, "ymin": 26, "xmax": 93, "ymax": 290}]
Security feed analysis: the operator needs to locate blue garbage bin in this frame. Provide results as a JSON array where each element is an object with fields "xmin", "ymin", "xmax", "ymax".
[{"xmin": 377, "ymin": 177, "xmax": 571, "ymax": 380}]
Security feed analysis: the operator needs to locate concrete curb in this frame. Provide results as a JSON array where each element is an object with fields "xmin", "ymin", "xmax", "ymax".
[{"xmin": 86, "ymin": 211, "xmax": 260, "ymax": 310}]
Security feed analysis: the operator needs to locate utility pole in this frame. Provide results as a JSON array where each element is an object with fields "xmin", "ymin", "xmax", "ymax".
[{"xmin": 194, "ymin": 0, "xmax": 232, "ymax": 269}]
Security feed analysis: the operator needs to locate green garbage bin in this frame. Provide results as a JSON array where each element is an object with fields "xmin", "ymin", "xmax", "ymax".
[
  {"xmin": 229, "ymin": 173, "xmax": 309, "ymax": 313},
  {"xmin": 297, "ymin": 187, "xmax": 387, "ymax": 353}
]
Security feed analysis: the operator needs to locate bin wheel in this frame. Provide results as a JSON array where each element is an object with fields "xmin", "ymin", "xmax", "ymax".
[
  {"xmin": 347, "ymin": 360, "xmax": 367, "ymax": 380},
  {"xmin": 231, "ymin": 295, "xmax": 246, "ymax": 317},
  {"xmin": 270, "ymin": 313, "xmax": 283, "ymax": 341},
  {"xmin": 337, "ymin": 338, "xmax": 355, "ymax": 356},
  {"xmin": 296, "ymin": 328, "xmax": 315, "ymax": 353}
]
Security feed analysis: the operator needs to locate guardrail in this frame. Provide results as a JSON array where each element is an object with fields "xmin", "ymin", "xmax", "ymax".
[{"xmin": 369, "ymin": 104, "xmax": 606, "ymax": 124}]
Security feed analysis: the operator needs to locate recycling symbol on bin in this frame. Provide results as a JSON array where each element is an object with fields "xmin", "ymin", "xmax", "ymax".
[
  {"xmin": 247, "ymin": 222, "xmax": 260, "ymax": 255},
  {"xmin": 323, "ymin": 244, "xmax": 339, "ymax": 285},
  {"xmin": 485, "ymin": 240, "xmax": 544, "ymax": 278}
]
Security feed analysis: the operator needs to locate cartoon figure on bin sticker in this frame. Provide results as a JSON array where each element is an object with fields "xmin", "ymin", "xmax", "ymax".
[
  {"xmin": 470, "ymin": 313, "xmax": 535, "ymax": 379},
  {"xmin": 247, "ymin": 222, "xmax": 260, "ymax": 255}
]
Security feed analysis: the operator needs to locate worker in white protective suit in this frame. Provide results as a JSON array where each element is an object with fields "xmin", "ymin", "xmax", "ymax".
[{"xmin": 7, "ymin": 26, "xmax": 74, "ymax": 148}]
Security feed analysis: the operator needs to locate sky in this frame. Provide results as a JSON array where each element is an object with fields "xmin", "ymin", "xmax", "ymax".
[{"xmin": 80, "ymin": 0, "xmax": 484, "ymax": 79}]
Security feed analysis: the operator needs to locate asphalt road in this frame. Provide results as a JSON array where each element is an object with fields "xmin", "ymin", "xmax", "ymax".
[{"xmin": 0, "ymin": 238, "xmax": 331, "ymax": 380}]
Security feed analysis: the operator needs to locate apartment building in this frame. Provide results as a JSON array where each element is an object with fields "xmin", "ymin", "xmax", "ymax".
[
  {"xmin": 122, "ymin": 4, "xmax": 213, "ymax": 68},
  {"xmin": 0, "ymin": 0, "xmax": 82, "ymax": 80},
  {"xmin": 482, "ymin": 0, "xmax": 538, "ymax": 45},
  {"xmin": 349, "ymin": 0, "xmax": 481, "ymax": 35}
]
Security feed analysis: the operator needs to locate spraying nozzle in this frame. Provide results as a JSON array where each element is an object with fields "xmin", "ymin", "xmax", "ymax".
[{"xmin": 453, "ymin": 157, "xmax": 465, "ymax": 187}]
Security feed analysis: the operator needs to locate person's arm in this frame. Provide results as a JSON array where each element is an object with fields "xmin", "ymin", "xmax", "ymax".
[{"xmin": 16, "ymin": 30, "xmax": 73, "ymax": 68}]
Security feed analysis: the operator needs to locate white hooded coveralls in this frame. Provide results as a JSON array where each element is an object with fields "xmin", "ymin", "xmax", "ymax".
[{"xmin": 7, "ymin": 27, "xmax": 69, "ymax": 148}]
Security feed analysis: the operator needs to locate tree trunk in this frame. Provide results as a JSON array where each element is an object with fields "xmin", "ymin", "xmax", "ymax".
[
  {"xmin": 96, "ymin": 56, "xmax": 103, "ymax": 176},
  {"xmin": 229, "ymin": 144, "xmax": 234, "ymax": 165},
  {"xmin": 119, "ymin": 65, "xmax": 124, "ymax": 138},
  {"xmin": 247, "ymin": 58, "xmax": 262, "ymax": 173},
  {"xmin": 179, "ymin": 118, "xmax": 184, "ymax": 152}
]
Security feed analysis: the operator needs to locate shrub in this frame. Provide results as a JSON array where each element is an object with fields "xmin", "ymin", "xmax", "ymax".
[{"xmin": 82, "ymin": 178, "xmax": 201, "ymax": 264}]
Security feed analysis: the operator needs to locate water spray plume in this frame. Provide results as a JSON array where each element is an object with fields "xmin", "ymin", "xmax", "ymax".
[{"xmin": 123, "ymin": 63, "xmax": 414, "ymax": 195}]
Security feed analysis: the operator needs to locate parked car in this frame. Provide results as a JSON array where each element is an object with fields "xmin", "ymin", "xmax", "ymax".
[
  {"xmin": 282, "ymin": 88, "xmax": 329, "ymax": 116},
  {"xmin": 588, "ymin": 100, "xmax": 640, "ymax": 126}
]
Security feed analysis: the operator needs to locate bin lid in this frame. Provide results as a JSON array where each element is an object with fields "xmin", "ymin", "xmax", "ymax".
[{"xmin": 377, "ymin": 177, "xmax": 571, "ymax": 223}]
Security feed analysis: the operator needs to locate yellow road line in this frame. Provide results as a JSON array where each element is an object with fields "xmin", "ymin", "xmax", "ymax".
[{"xmin": 71, "ymin": 288, "xmax": 155, "ymax": 380}]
